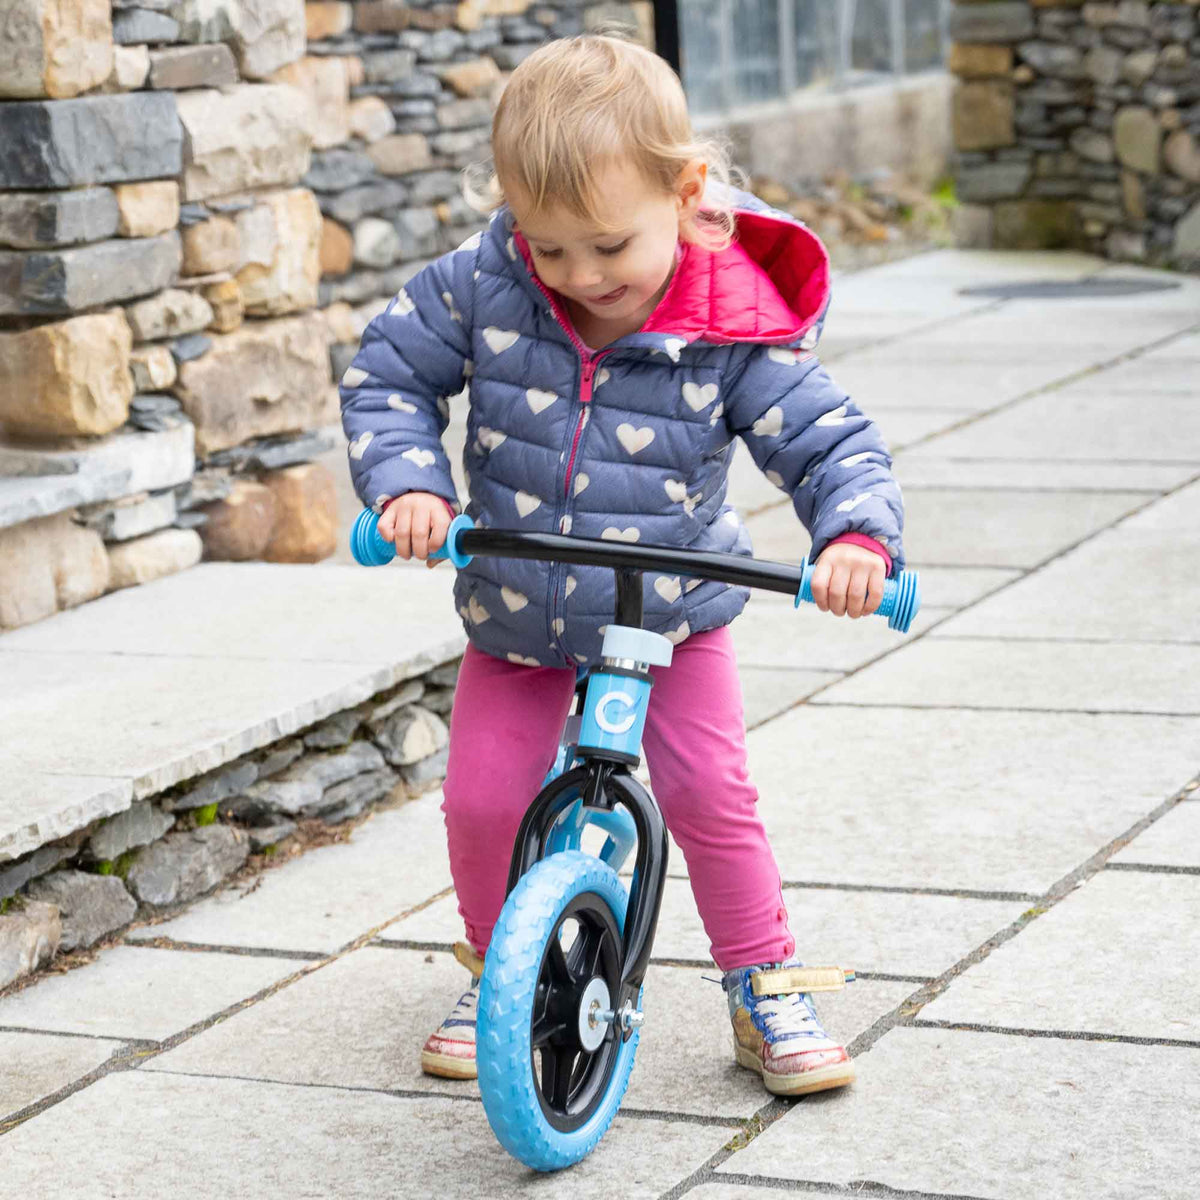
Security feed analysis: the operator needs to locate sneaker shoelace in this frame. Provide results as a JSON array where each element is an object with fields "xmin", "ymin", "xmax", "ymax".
[
  {"xmin": 443, "ymin": 985, "xmax": 479, "ymax": 1028},
  {"xmin": 754, "ymin": 991, "xmax": 824, "ymax": 1040}
]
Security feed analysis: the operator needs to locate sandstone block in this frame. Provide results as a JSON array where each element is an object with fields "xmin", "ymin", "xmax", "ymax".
[
  {"xmin": 0, "ymin": 188, "xmax": 119, "ymax": 250},
  {"xmin": 114, "ymin": 180, "xmax": 180, "ymax": 238},
  {"xmin": 1164, "ymin": 129, "xmax": 1200, "ymax": 183},
  {"xmin": 353, "ymin": 216, "xmax": 401, "ymax": 268},
  {"xmin": 411, "ymin": 3, "xmax": 460, "ymax": 30},
  {"xmin": 148, "ymin": 42, "xmax": 239, "ymax": 89},
  {"xmin": 198, "ymin": 479, "xmax": 279, "ymax": 560},
  {"xmin": 320, "ymin": 217, "xmax": 355, "ymax": 275},
  {"xmin": 1070, "ymin": 127, "xmax": 1115, "ymax": 162},
  {"xmin": 0, "ymin": 0, "xmax": 113, "ymax": 100},
  {"xmin": 203, "ymin": 278, "xmax": 244, "ymax": 333},
  {"xmin": 0, "ymin": 901, "xmax": 60, "ymax": 989},
  {"xmin": 1121, "ymin": 169, "xmax": 1146, "ymax": 219},
  {"xmin": 993, "ymin": 199, "xmax": 1081, "ymax": 249},
  {"xmin": 182, "ymin": 215, "xmax": 241, "ymax": 275},
  {"xmin": 1083, "ymin": 43, "xmax": 1123, "ymax": 85},
  {"xmin": 306, "ymin": 0, "xmax": 352, "ymax": 39},
  {"xmin": 1114, "ymin": 106, "xmax": 1160, "ymax": 173},
  {"xmin": 125, "ymin": 287, "xmax": 214, "ymax": 341},
  {"xmin": 261, "ymin": 462, "xmax": 338, "ymax": 561},
  {"xmin": 25, "ymin": 871, "xmax": 137, "ymax": 952},
  {"xmin": 171, "ymin": 0, "xmax": 239, "ymax": 43},
  {"xmin": 176, "ymin": 85, "xmax": 314, "ymax": 202},
  {"xmin": 130, "ymin": 344, "xmax": 179, "ymax": 392},
  {"xmin": 348, "ymin": 96, "xmax": 395, "ymax": 143},
  {"xmin": 270, "ymin": 55, "xmax": 350, "ymax": 151},
  {"xmin": 436, "ymin": 96, "xmax": 491, "ymax": 130},
  {"xmin": 0, "ymin": 311, "xmax": 133, "ymax": 438},
  {"xmin": 319, "ymin": 300, "xmax": 357, "ymax": 343},
  {"xmin": 173, "ymin": 312, "xmax": 333, "ymax": 456},
  {"xmin": 0, "ymin": 92, "xmax": 182, "ymax": 190},
  {"xmin": 953, "ymin": 81, "xmax": 1015, "ymax": 151},
  {"xmin": 107, "ymin": 527, "xmax": 203, "ymax": 590},
  {"xmin": 950, "ymin": 2, "xmax": 1035, "ymax": 43},
  {"xmin": 1174, "ymin": 202, "xmax": 1200, "ymax": 263},
  {"xmin": 235, "ymin": 189, "xmax": 322, "ymax": 316},
  {"xmin": 233, "ymin": 0, "xmax": 306, "ymax": 78},
  {"xmin": 109, "ymin": 43, "xmax": 150, "ymax": 90},
  {"xmin": 0, "ymin": 512, "xmax": 110, "ymax": 629},
  {"xmin": 947, "ymin": 43, "xmax": 1013, "ymax": 78},
  {"xmin": 367, "ymin": 132, "xmax": 433, "ymax": 176},
  {"xmin": 1122, "ymin": 49, "xmax": 1158, "ymax": 87},
  {"xmin": 124, "ymin": 825, "xmax": 248, "ymax": 907},
  {"xmin": 353, "ymin": 0, "xmax": 410, "ymax": 32}
]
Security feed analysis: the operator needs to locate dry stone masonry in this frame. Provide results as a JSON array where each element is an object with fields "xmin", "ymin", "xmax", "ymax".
[
  {"xmin": 0, "ymin": 658, "xmax": 461, "ymax": 991},
  {"xmin": 949, "ymin": 0, "xmax": 1200, "ymax": 265},
  {"xmin": 1, "ymin": 0, "xmax": 652, "ymax": 631}
]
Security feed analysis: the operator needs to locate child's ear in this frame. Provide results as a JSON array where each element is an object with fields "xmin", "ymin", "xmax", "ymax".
[{"xmin": 675, "ymin": 158, "xmax": 708, "ymax": 223}]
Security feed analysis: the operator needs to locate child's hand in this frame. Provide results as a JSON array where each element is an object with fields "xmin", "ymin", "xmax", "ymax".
[
  {"xmin": 809, "ymin": 543, "xmax": 887, "ymax": 618},
  {"xmin": 379, "ymin": 492, "xmax": 452, "ymax": 568}
]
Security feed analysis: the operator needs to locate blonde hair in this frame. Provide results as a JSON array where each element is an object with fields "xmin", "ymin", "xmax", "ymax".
[{"xmin": 467, "ymin": 34, "xmax": 738, "ymax": 252}]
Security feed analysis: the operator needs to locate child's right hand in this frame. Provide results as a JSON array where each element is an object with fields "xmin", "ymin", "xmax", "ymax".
[{"xmin": 378, "ymin": 492, "xmax": 452, "ymax": 567}]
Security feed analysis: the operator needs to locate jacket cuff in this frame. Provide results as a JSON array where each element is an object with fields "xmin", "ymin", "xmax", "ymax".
[{"xmin": 824, "ymin": 532, "xmax": 893, "ymax": 575}]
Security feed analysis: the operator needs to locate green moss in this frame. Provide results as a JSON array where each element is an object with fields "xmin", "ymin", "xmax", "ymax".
[
  {"xmin": 0, "ymin": 896, "xmax": 11, "ymax": 915},
  {"xmin": 931, "ymin": 176, "xmax": 959, "ymax": 211},
  {"xmin": 94, "ymin": 859, "xmax": 115, "ymax": 876},
  {"xmin": 193, "ymin": 802, "xmax": 220, "ymax": 827},
  {"xmin": 723, "ymin": 1114, "xmax": 766, "ymax": 1152}
]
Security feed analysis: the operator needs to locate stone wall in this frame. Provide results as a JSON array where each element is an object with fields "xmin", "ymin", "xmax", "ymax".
[
  {"xmin": 0, "ymin": 0, "xmax": 652, "ymax": 632},
  {"xmin": 948, "ymin": 1, "xmax": 1200, "ymax": 266},
  {"xmin": 0, "ymin": 657, "xmax": 460, "ymax": 990}
]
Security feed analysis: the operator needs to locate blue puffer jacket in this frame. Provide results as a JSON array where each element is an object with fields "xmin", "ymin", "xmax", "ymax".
[{"xmin": 340, "ymin": 189, "xmax": 905, "ymax": 668}]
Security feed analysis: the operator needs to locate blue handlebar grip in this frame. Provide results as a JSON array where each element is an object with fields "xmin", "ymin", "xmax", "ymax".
[
  {"xmin": 349, "ymin": 507, "xmax": 475, "ymax": 568},
  {"xmin": 795, "ymin": 555, "xmax": 921, "ymax": 634}
]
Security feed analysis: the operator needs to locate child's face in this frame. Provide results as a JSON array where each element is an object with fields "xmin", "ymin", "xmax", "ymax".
[{"xmin": 511, "ymin": 158, "xmax": 705, "ymax": 334}]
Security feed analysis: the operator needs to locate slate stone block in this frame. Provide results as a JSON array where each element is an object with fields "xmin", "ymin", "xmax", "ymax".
[
  {"xmin": 25, "ymin": 871, "xmax": 137, "ymax": 952},
  {"xmin": 124, "ymin": 825, "xmax": 248, "ymax": 908},
  {"xmin": 0, "ymin": 188, "xmax": 120, "ymax": 251},
  {"xmin": 0, "ymin": 233, "xmax": 182, "ymax": 317},
  {"xmin": 0, "ymin": 93, "xmax": 182, "ymax": 190},
  {"xmin": 112, "ymin": 8, "xmax": 180, "ymax": 44},
  {"xmin": 88, "ymin": 801, "xmax": 176, "ymax": 861}
]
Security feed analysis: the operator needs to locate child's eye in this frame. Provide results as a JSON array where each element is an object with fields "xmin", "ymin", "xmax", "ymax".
[
  {"xmin": 597, "ymin": 240, "xmax": 629, "ymax": 256},
  {"xmin": 533, "ymin": 247, "xmax": 562, "ymax": 259}
]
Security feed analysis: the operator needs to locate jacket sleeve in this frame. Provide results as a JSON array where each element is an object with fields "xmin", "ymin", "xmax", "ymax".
[
  {"xmin": 338, "ymin": 239, "xmax": 478, "ymax": 513},
  {"xmin": 725, "ymin": 345, "xmax": 906, "ymax": 573}
]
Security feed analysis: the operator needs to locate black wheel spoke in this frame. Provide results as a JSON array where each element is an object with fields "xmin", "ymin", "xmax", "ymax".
[
  {"xmin": 531, "ymin": 1014, "xmax": 570, "ymax": 1049},
  {"xmin": 547, "ymin": 935, "xmax": 572, "ymax": 989},
  {"xmin": 542, "ymin": 1045, "xmax": 577, "ymax": 1111}
]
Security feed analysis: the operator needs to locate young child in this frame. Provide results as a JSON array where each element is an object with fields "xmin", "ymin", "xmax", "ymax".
[{"xmin": 340, "ymin": 34, "xmax": 905, "ymax": 1097}]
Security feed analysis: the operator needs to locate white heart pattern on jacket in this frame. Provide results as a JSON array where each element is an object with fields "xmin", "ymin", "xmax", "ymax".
[
  {"xmin": 682, "ymin": 382, "xmax": 719, "ymax": 412},
  {"xmin": 559, "ymin": 515, "xmax": 572, "ymax": 534},
  {"xmin": 393, "ymin": 288, "xmax": 415, "ymax": 315},
  {"xmin": 664, "ymin": 479, "xmax": 687, "ymax": 503},
  {"xmin": 506, "ymin": 236, "xmax": 518, "ymax": 260},
  {"xmin": 839, "ymin": 451, "xmax": 872, "ymax": 467},
  {"xmin": 478, "ymin": 427, "xmax": 506, "ymax": 451},
  {"xmin": 553, "ymin": 618, "xmax": 565, "ymax": 635},
  {"xmin": 836, "ymin": 492, "xmax": 872, "ymax": 513},
  {"xmin": 602, "ymin": 526, "xmax": 641, "ymax": 542},
  {"xmin": 348, "ymin": 431, "xmax": 373, "ymax": 459},
  {"xmin": 468, "ymin": 595, "xmax": 490, "ymax": 624},
  {"xmin": 685, "ymin": 578, "xmax": 702, "ymax": 592},
  {"xmin": 816, "ymin": 405, "xmax": 848, "ymax": 426},
  {"xmin": 456, "ymin": 231, "xmax": 482, "ymax": 252},
  {"xmin": 484, "ymin": 327, "xmax": 519, "ymax": 354},
  {"xmin": 664, "ymin": 337, "xmax": 686, "ymax": 362},
  {"xmin": 709, "ymin": 402, "xmax": 724, "ymax": 427},
  {"xmin": 564, "ymin": 575, "xmax": 577, "ymax": 597},
  {"xmin": 507, "ymin": 653, "xmax": 541, "ymax": 667},
  {"xmin": 402, "ymin": 447, "xmax": 435, "ymax": 469},
  {"xmin": 342, "ymin": 366, "xmax": 368, "ymax": 388},
  {"xmin": 768, "ymin": 346, "xmax": 802, "ymax": 365},
  {"xmin": 574, "ymin": 473, "xmax": 589, "ymax": 496},
  {"xmin": 665, "ymin": 620, "xmax": 691, "ymax": 644},
  {"xmin": 654, "ymin": 576, "xmax": 682, "ymax": 602},
  {"xmin": 617, "ymin": 424, "xmax": 655, "ymax": 456},
  {"xmin": 765, "ymin": 470, "xmax": 784, "ymax": 487},
  {"xmin": 442, "ymin": 291, "xmax": 462, "ymax": 322},
  {"xmin": 372, "ymin": 494, "xmax": 392, "ymax": 514},
  {"xmin": 501, "ymin": 587, "xmax": 528, "ymax": 612},
  {"xmin": 526, "ymin": 388, "xmax": 557, "ymax": 414},
  {"xmin": 595, "ymin": 368, "xmax": 611, "ymax": 388},
  {"xmin": 515, "ymin": 491, "xmax": 542, "ymax": 517},
  {"xmin": 388, "ymin": 393, "xmax": 417, "ymax": 413},
  {"xmin": 752, "ymin": 406, "xmax": 783, "ymax": 438},
  {"xmin": 437, "ymin": 396, "xmax": 449, "ymax": 420}
]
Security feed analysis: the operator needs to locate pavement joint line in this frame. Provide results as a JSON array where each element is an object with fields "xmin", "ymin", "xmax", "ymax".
[
  {"xmin": 123, "ymin": 937, "xmax": 326, "ymax": 961},
  {"xmin": 1105, "ymin": 862, "xmax": 1200, "ymax": 876},
  {"xmin": 887, "ymin": 317, "xmax": 1200, "ymax": 456},
  {"xmin": 928, "ymin": 632, "xmax": 1200, "ymax": 647},
  {"xmin": 811, "ymin": 701, "xmax": 1200, "ymax": 719},
  {"xmin": 781, "ymin": 880, "xmax": 1038, "ymax": 903},
  {"xmin": 0, "ymin": 885, "xmax": 457, "ymax": 1139},
  {"xmin": 903, "ymin": 484, "xmax": 1165, "ymax": 494},
  {"xmin": 909, "ymin": 1018, "xmax": 1200, "ymax": 1051},
  {"xmin": 690, "ymin": 1172, "xmax": 998, "ymax": 1199},
  {"xmin": 0, "ymin": 1024, "xmax": 140, "ymax": 1044}
]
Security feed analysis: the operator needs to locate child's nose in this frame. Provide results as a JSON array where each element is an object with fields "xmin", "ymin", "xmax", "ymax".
[{"xmin": 568, "ymin": 260, "xmax": 604, "ymax": 290}]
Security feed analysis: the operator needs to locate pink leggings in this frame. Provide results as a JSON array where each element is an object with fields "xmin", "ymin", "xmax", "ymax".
[{"xmin": 441, "ymin": 625, "xmax": 794, "ymax": 972}]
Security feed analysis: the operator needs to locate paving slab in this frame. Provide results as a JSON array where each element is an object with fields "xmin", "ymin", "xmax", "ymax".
[
  {"xmin": 0, "ymin": 944, "xmax": 298, "ymax": 1041},
  {"xmin": 0, "ymin": 773, "xmax": 132, "ymax": 865},
  {"xmin": 649, "ymin": 878, "xmax": 1025, "ymax": 980},
  {"xmin": 147, "ymin": 945, "xmax": 913, "ymax": 1121},
  {"xmin": 1089, "ymin": 330, "xmax": 1200, "ymax": 394},
  {"xmin": 747, "ymin": 706, "xmax": 1200, "ymax": 894},
  {"xmin": 717, "ymin": 1026, "xmax": 1200, "ymax": 1200},
  {"xmin": 920, "ymin": 871, "xmax": 1200, "ymax": 1041},
  {"xmin": 127, "ymin": 795, "xmax": 453, "ymax": 954},
  {"xmin": 892, "ymin": 454, "xmax": 1194, "ymax": 493},
  {"xmin": 740, "ymin": 667, "xmax": 839, "ymax": 729},
  {"xmin": 814, "ymin": 638, "xmax": 1200, "ymax": 715},
  {"xmin": 0, "ymin": 1031, "xmax": 118, "ymax": 1121},
  {"xmin": 1109, "ymin": 801, "xmax": 1200, "ymax": 868},
  {"xmin": 0, "ymin": 1069, "xmax": 738, "ymax": 1199}
]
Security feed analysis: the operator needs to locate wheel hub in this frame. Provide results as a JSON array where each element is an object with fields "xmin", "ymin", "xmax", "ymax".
[{"xmin": 577, "ymin": 976, "xmax": 611, "ymax": 1052}]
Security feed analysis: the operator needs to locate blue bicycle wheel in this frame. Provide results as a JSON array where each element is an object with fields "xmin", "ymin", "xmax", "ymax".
[{"xmin": 476, "ymin": 850, "xmax": 640, "ymax": 1171}]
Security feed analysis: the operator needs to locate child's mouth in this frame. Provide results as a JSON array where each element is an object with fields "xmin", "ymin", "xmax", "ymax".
[{"xmin": 588, "ymin": 286, "xmax": 627, "ymax": 306}]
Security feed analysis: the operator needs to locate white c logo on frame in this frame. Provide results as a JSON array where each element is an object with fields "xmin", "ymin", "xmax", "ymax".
[{"xmin": 594, "ymin": 691, "xmax": 637, "ymax": 736}]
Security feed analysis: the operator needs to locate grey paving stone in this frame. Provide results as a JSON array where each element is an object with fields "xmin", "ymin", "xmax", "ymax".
[
  {"xmin": 1109, "ymin": 801, "xmax": 1200, "ymax": 868},
  {"xmin": 746, "ymin": 706, "xmax": 1200, "ymax": 893},
  {"xmin": 718, "ymin": 1026, "xmax": 1200, "ymax": 1198},
  {"xmin": 0, "ymin": 1070, "xmax": 738, "ymax": 1197},
  {"xmin": 147, "ymin": 946, "xmax": 912, "ymax": 1121},
  {"xmin": 24, "ymin": 871, "xmax": 137, "ymax": 952},
  {"xmin": 1092, "ymin": 330, "xmax": 1200, "ymax": 394},
  {"xmin": 870, "ymin": 408, "xmax": 973, "ymax": 451},
  {"xmin": 126, "ymin": 794, "xmax": 453, "ymax": 953},
  {"xmin": 0, "ymin": 187, "xmax": 119, "ymax": 250},
  {"xmin": 690, "ymin": 1187, "xmax": 847, "ymax": 1199},
  {"xmin": 815, "ymin": 638, "xmax": 1200, "ymax": 714},
  {"xmin": 920, "ymin": 871, "xmax": 1200, "ymax": 1041},
  {"xmin": 648, "ymin": 878, "xmax": 1025, "ymax": 980},
  {"xmin": 0, "ymin": 945, "xmax": 297, "ymax": 1041},
  {"xmin": 892, "ymin": 454, "xmax": 1195, "ymax": 492},
  {"xmin": 0, "ymin": 1031, "xmax": 117, "ymax": 1121},
  {"xmin": 740, "ymin": 667, "xmax": 839, "ymax": 729}
]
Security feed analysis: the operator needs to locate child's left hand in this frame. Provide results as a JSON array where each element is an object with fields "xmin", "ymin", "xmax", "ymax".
[{"xmin": 809, "ymin": 543, "xmax": 887, "ymax": 618}]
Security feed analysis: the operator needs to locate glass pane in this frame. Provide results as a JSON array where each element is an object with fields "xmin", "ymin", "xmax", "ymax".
[
  {"xmin": 678, "ymin": 0, "xmax": 726, "ymax": 114},
  {"xmin": 793, "ymin": 0, "xmax": 840, "ymax": 90},
  {"xmin": 905, "ymin": 0, "xmax": 946, "ymax": 72},
  {"xmin": 731, "ymin": 0, "xmax": 783, "ymax": 104},
  {"xmin": 850, "ymin": 0, "xmax": 895, "ymax": 76}
]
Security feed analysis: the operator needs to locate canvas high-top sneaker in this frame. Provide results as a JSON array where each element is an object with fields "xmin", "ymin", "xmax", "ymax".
[{"xmin": 420, "ymin": 942, "xmax": 484, "ymax": 1080}]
